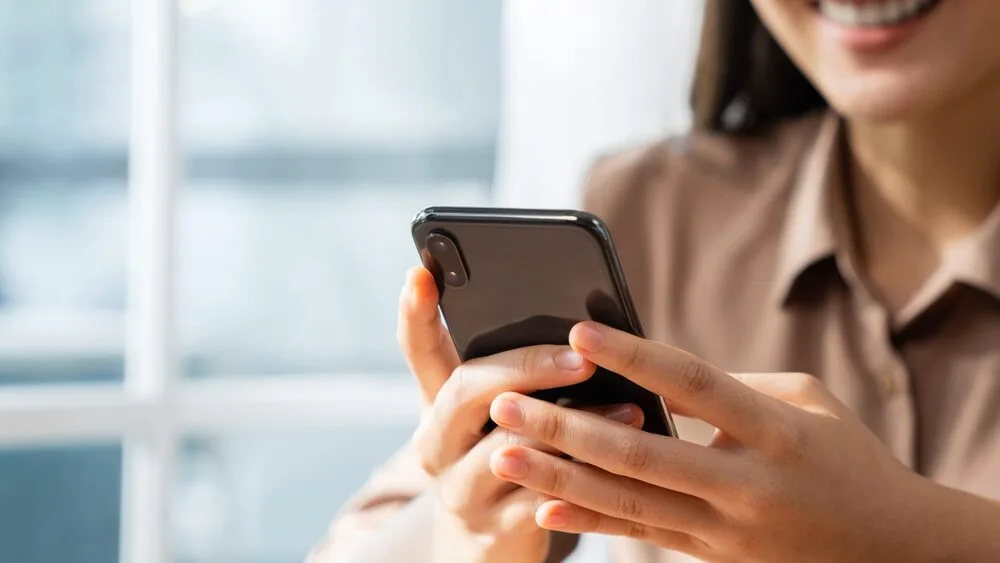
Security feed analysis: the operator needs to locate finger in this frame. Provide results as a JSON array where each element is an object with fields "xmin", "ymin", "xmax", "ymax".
[
  {"xmin": 444, "ymin": 403, "xmax": 646, "ymax": 510},
  {"xmin": 535, "ymin": 500, "xmax": 708, "ymax": 558},
  {"xmin": 732, "ymin": 372, "xmax": 849, "ymax": 417},
  {"xmin": 490, "ymin": 393, "xmax": 742, "ymax": 498},
  {"xmin": 491, "ymin": 486, "xmax": 546, "ymax": 534},
  {"xmin": 489, "ymin": 444, "xmax": 718, "ymax": 536},
  {"xmin": 416, "ymin": 345, "xmax": 596, "ymax": 473},
  {"xmin": 397, "ymin": 267, "xmax": 460, "ymax": 405},
  {"xmin": 434, "ymin": 471, "xmax": 543, "ymax": 538},
  {"xmin": 569, "ymin": 321, "xmax": 772, "ymax": 444},
  {"xmin": 441, "ymin": 428, "xmax": 537, "ymax": 513}
]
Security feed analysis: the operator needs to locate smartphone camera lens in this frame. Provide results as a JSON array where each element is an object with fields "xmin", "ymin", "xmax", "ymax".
[
  {"xmin": 431, "ymin": 239, "xmax": 449, "ymax": 254},
  {"xmin": 425, "ymin": 233, "xmax": 468, "ymax": 288}
]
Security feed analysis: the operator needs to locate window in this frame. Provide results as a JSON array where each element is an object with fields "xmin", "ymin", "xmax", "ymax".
[
  {"xmin": 0, "ymin": 1, "xmax": 498, "ymax": 562},
  {"xmin": 176, "ymin": 0, "xmax": 498, "ymax": 379},
  {"xmin": 2, "ymin": 1, "xmax": 703, "ymax": 561},
  {"xmin": 0, "ymin": 0, "xmax": 129, "ymax": 387}
]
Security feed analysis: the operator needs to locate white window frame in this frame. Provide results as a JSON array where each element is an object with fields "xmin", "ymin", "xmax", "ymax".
[
  {"xmin": 0, "ymin": 2, "xmax": 419, "ymax": 562},
  {"xmin": 0, "ymin": 3, "xmax": 702, "ymax": 563}
]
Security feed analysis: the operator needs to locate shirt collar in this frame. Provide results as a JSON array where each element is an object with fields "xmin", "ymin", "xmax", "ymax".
[
  {"xmin": 772, "ymin": 113, "xmax": 843, "ymax": 305},
  {"xmin": 773, "ymin": 111, "xmax": 1000, "ymax": 309},
  {"xmin": 948, "ymin": 199, "xmax": 1000, "ymax": 301}
]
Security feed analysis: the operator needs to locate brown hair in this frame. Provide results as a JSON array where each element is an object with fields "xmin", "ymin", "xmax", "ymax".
[{"xmin": 692, "ymin": 0, "xmax": 827, "ymax": 134}]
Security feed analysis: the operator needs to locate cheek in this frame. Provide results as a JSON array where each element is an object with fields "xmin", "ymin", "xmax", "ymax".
[
  {"xmin": 750, "ymin": 0, "xmax": 1000, "ymax": 122},
  {"xmin": 747, "ymin": 0, "xmax": 823, "ymax": 85}
]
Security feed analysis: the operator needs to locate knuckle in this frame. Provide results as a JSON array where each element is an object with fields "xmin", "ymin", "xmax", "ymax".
[
  {"xmin": 623, "ymin": 520, "xmax": 649, "ymax": 540},
  {"xmin": 766, "ymin": 419, "xmax": 808, "ymax": 462},
  {"xmin": 788, "ymin": 372, "xmax": 819, "ymax": 397},
  {"xmin": 516, "ymin": 346, "xmax": 541, "ymax": 379},
  {"xmin": 676, "ymin": 358, "xmax": 715, "ymax": 397},
  {"xmin": 622, "ymin": 343, "xmax": 648, "ymax": 372},
  {"xmin": 613, "ymin": 492, "xmax": 645, "ymax": 521},
  {"xmin": 620, "ymin": 437, "xmax": 654, "ymax": 474},
  {"xmin": 545, "ymin": 463, "xmax": 571, "ymax": 496},
  {"xmin": 538, "ymin": 411, "xmax": 568, "ymax": 444}
]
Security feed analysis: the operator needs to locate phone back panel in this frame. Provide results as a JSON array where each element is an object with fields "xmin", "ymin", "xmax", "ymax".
[{"xmin": 412, "ymin": 207, "xmax": 676, "ymax": 436}]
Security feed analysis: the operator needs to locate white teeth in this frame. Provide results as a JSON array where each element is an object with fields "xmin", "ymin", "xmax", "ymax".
[
  {"xmin": 859, "ymin": 3, "xmax": 879, "ymax": 25},
  {"xmin": 818, "ymin": 0, "xmax": 935, "ymax": 28},
  {"xmin": 882, "ymin": 2, "xmax": 902, "ymax": 21}
]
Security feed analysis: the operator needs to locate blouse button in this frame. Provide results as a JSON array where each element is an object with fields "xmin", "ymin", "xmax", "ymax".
[{"xmin": 878, "ymin": 365, "xmax": 906, "ymax": 397}]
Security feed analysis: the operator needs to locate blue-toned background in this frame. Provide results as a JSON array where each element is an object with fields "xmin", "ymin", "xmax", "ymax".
[
  {"xmin": 0, "ymin": 0, "xmax": 497, "ymax": 561},
  {"xmin": 0, "ymin": 1, "xmax": 704, "ymax": 560}
]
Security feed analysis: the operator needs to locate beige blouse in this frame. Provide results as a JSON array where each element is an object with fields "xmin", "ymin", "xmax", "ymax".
[{"xmin": 309, "ymin": 112, "xmax": 1000, "ymax": 562}]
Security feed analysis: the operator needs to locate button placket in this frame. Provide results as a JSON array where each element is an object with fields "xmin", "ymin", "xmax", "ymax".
[
  {"xmin": 857, "ymin": 295, "xmax": 916, "ymax": 467},
  {"xmin": 857, "ymin": 298, "xmax": 906, "ymax": 397},
  {"xmin": 876, "ymin": 360, "xmax": 911, "ymax": 398}
]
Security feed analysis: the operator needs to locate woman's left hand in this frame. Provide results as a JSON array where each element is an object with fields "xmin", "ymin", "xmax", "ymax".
[{"xmin": 487, "ymin": 321, "xmax": 942, "ymax": 563}]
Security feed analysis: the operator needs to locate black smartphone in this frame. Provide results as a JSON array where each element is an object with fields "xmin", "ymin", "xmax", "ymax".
[{"xmin": 411, "ymin": 206, "xmax": 677, "ymax": 437}]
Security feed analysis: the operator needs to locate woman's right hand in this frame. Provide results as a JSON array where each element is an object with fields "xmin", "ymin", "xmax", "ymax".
[{"xmin": 397, "ymin": 267, "xmax": 643, "ymax": 563}]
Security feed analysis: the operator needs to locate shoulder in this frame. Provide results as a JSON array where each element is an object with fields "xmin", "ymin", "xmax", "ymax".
[
  {"xmin": 581, "ymin": 112, "xmax": 826, "ymax": 227},
  {"xmin": 580, "ymin": 112, "xmax": 829, "ymax": 348}
]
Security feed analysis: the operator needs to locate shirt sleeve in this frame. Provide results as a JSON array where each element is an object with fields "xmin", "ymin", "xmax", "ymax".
[
  {"xmin": 305, "ymin": 150, "xmax": 661, "ymax": 562},
  {"xmin": 305, "ymin": 438, "xmax": 583, "ymax": 563},
  {"xmin": 305, "ymin": 442, "xmax": 433, "ymax": 562}
]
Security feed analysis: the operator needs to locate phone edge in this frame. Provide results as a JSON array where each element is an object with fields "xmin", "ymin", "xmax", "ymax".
[{"xmin": 410, "ymin": 206, "xmax": 679, "ymax": 438}]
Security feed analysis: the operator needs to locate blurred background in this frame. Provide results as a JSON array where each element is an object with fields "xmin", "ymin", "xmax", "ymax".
[{"xmin": 0, "ymin": 1, "xmax": 701, "ymax": 561}]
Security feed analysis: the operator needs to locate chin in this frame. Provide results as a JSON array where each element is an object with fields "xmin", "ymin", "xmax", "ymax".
[
  {"xmin": 821, "ymin": 85, "xmax": 930, "ymax": 124},
  {"xmin": 752, "ymin": 0, "xmax": 1000, "ymax": 127},
  {"xmin": 811, "ymin": 66, "xmax": 956, "ymax": 124}
]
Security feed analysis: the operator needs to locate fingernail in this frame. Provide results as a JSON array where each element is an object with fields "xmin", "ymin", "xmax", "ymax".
[
  {"xmin": 491, "ymin": 397, "xmax": 524, "ymax": 427},
  {"xmin": 554, "ymin": 349, "xmax": 584, "ymax": 370},
  {"xmin": 573, "ymin": 323, "xmax": 605, "ymax": 352},
  {"xmin": 603, "ymin": 404, "xmax": 639, "ymax": 425},
  {"xmin": 494, "ymin": 451, "xmax": 528, "ymax": 479},
  {"xmin": 539, "ymin": 506, "xmax": 569, "ymax": 529}
]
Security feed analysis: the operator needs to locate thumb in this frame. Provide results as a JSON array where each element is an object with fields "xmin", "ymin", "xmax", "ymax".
[{"xmin": 397, "ymin": 267, "xmax": 460, "ymax": 407}]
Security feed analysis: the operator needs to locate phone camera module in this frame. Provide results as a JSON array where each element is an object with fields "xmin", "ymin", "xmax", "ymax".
[
  {"xmin": 425, "ymin": 233, "xmax": 468, "ymax": 288},
  {"xmin": 431, "ymin": 239, "xmax": 449, "ymax": 254}
]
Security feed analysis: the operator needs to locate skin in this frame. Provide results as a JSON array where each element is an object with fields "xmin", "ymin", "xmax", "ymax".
[
  {"xmin": 399, "ymin": 267, "xmax": 645, "ymax": 562},
  {"xmin": 398, "ymin": 2, "xmax": 1000, "ymax": 560},
  {"xmin": 478, "ymin": 2, "xmax": 1000, "ymax": 559},
  {"xmin": 749, "ymin": 0, "xmax": 1000, "ymax": 311},
  {"xmin": 488, "ymin": 322, "xmax": 1000, "ymax": 561}
]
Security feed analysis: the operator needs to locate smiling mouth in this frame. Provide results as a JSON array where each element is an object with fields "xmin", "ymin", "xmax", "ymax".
[{"xmin": 812, "ymin": 0, "xmax": 942, "ymax": 27}]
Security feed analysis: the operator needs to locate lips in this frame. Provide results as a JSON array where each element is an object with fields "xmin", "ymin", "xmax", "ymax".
[{"xmin": 814, "ymin": 0, "xmax": 941, "ymax": 27}]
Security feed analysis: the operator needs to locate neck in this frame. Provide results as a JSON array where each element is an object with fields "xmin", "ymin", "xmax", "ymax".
[
  {"xmin": 846, "ymin": 73, "xmax": 1000, "ymax": 249},
  {"xmin": 842, "ymin": 69, "xmax": 1000, "ymax": 314}
]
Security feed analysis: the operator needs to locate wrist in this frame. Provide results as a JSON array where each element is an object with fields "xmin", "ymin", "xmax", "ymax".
[{"xmin": 898, "ymin": 476, "xmax": 1000, "ymax": 562}]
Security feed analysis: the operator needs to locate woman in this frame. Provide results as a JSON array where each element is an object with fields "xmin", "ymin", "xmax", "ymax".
[{"xmin": 311, "ymin": 0, "xmax": 1000, "ymax": 561}]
